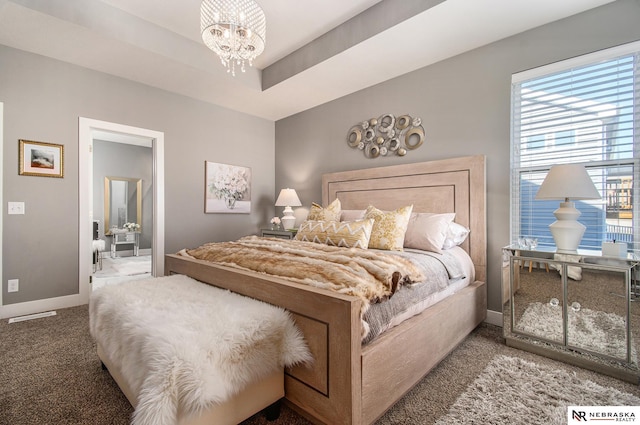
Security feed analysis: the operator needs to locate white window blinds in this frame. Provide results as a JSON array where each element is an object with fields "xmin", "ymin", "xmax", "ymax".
[{"xmin": 511, "ymin": 41, "xmax": 640, "ymax": 251}]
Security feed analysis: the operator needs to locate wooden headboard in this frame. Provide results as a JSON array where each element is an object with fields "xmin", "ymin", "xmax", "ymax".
[{"xmin": 322, "ymin": 155, "xmax": 486, "ymax": 282}]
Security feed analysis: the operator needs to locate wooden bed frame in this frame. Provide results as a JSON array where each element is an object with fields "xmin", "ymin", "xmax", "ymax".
[{"xmin": 165, "ymin": 155, "xmax": 487, "ymax": 424}]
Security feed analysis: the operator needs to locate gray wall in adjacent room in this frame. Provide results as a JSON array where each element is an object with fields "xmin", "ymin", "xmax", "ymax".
[
  {"xmin": 274, "ymin": 0, "xmax": 640, "ymax": 313},
  {"xmin": 1, "ymin": 45, "xmax": 275, "ymax": 305}
]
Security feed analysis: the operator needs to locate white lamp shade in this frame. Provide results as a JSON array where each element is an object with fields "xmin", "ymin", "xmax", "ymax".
[
  {"xmin": 275, "ymin": 188, "xmax": 301, "ymax": 207},
  {"xmin": 535, "ymin": 164, "xmax": 600, "ymax": 253},
  {"xmin": 535, "ymin": 164, "xmax": 600, "ymax": 201}
]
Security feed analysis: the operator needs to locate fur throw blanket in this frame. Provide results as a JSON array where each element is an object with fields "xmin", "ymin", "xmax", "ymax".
[
  {"xmin": 89, "ymin": 275, "xmax": 311, "ymax": 425},
  {"xmin": 181, "ymin": 236, "xmax": 425, "ymax": 338}
]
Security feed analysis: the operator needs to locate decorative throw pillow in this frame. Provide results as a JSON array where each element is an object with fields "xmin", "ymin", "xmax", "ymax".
[
  {"xmin": 404, "ymin": 212, "xmax": 456, "ymax": 253},
  {"xmin": 307, "ymin": 198, "xmax": 341, "ymax": 222},
  {"xmin": 364, "ymin": 205, "xmax": 413, "ymax": 251},
  {"xmin": 442, "ymin": 222, "xmax": 470, "ymax": 250},
  {"xmin": 295, "ymin": 219, "xmax": 374, "ymax": 249}
]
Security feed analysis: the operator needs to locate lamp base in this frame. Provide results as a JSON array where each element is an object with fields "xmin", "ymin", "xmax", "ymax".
[
  {"xmin": 281, "ymin": 216, "xmax": 296, "ymax": 230},
  {"xmin": 549, "ymin": 201, "xmax": 586, "ymax": 253},
  {"xmin": 278, "ymin": 205, "xmax": 297, "ymax": 230}
]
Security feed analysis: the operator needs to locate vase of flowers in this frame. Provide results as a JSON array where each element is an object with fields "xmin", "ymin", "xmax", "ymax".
[
  {"xmin": 123, "ymin": 222, "xmax": 140, "ymax": 232},
  {"xmin": 270, "ymin": 217, "xmax": 281, "ymax": 230},
  {"xmin": 225, "ymin": 197, "xmax": 237, "ymax": 209},
  {"xmin": 209, "ymin": 164, "xmax": 248, "ymax": 209}
]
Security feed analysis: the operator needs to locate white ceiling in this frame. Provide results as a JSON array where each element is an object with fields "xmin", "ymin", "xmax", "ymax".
[{"xmin": 0, "ymin": 0, "xmax": 616, "ymax": 121}]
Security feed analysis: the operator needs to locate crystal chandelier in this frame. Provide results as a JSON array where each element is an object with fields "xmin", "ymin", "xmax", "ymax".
[{"xmin": 201, "ymin": 0, "xmax": 266, "ymax": 76}]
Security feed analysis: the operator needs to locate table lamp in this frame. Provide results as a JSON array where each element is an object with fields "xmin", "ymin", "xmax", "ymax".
[
  {"xmin": 535, "ymin": 164, "xmax": 600, "ymax": 253},
  {"xmin": 275, "ymin": 188, "xmax": 301, "ymax": 230}
]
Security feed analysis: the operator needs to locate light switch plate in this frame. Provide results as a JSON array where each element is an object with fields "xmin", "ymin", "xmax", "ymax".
[
  {"xmin": 8, "ymin": 202, "xmax": 25, "ymax": 215},
  {"xmin": 8, "ymin": 279, "xmax": 19, "ymax": 292}
]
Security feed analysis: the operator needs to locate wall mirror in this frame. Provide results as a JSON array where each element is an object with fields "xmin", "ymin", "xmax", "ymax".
[{"xmin": 104, "ymin": 176, "xmax": 142, "ymax": 235}]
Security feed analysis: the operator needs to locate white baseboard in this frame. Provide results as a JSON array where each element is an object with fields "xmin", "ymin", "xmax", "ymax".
[
  {"xmin": 0, "ymin": 294, "xmax": 86, "ymax": 320},
  {"xmin": 484, "ymin": 309, "xmax": 503, "ymax": 327}
]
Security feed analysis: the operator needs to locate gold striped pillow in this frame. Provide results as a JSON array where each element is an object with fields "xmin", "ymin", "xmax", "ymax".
[{"xmin": 295, "ymin": 219, "xmax": 374, "ymax": 249}]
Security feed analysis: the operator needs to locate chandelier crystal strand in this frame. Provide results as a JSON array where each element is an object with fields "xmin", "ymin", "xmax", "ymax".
[{"xmin": 201, "ymin": 0, "xmax": 266, "ymax": 76}]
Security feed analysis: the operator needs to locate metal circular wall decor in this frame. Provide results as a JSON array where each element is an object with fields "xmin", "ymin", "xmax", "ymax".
[{"xmin": 347, "ymin": 114, "xmax": 425, "ymax": 158}]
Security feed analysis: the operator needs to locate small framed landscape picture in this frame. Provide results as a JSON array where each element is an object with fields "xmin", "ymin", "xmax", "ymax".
[{"xmin": 19, "ymin": 139, "xmax": 64, "ymax": 178}]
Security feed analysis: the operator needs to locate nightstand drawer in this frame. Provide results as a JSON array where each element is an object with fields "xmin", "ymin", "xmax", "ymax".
[{"xmin": 260, "ymin": 229, "xmax": 297, "ymax": 239}]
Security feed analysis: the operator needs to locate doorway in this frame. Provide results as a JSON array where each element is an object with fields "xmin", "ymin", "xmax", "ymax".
[
  {"xmin": 78, "ymin": 118, "xmax": 165, "ymax": 304},
  {"xmin": 92, "ymin": 138, "xmax": 152, "ymax": 288}
]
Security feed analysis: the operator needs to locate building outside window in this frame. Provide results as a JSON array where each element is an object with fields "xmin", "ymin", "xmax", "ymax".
[{"xmin": 511, "ymin": 41, "xmax": 640, "ymax": 251}]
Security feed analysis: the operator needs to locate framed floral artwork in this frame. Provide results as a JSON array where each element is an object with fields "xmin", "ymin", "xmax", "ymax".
[
  {"xmin": 205, "ymin": 161, "xmax": 251, "ymax": 213},
  {"xmin": 19, "ymin": 139, "xmax": 64, "ymax": 178}
]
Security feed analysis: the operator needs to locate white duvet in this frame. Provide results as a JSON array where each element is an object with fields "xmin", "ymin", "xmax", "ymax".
[{"xmin": 89, "ymin": 274, "xmax": 311, "ymax": 425}]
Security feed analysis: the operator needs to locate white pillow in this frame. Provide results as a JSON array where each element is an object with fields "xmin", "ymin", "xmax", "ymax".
[
  {"xmin": 442, "ymin": 222, "xmax": 470, "ymax": 250},
  {"xmin": 340, "ymin": 209, "xmax": 365, "ymax": 221},
  {"xmin": 403, "ymin": 212, "xmax": 455, "ymax": 253}
]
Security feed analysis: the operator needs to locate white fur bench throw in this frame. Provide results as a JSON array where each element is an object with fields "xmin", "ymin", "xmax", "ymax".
[{"xmin": 89, "ymin": 274, "xmax": 311, "ymax": 425}]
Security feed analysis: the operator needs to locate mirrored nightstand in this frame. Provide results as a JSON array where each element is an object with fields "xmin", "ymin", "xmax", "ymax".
[
  {"xmin": 110, "ymin": 231, "xmax": 140, "ymax": 258},
  {"xmin": 503, "ymin": 244, "xmax": 640, "ymax": 383}
]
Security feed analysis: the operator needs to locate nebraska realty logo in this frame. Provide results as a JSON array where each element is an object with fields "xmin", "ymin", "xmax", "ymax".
[{"xmin": 569, "ymin": 406, "xmax": 639, "ymax": 423}]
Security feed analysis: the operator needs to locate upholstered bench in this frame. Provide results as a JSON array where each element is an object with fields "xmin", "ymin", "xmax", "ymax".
[
  {"xmin": 97, "ymin": 344, "xmax": 284, "ymax": 425},
  {"xmin": 89, "ymin": 274, "xmax": 311, "ymax": 425}
]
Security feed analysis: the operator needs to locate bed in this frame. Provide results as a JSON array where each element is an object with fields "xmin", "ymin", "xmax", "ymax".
[{"xmin": 164, "ymin": 155, "xmax": 487, "ymax": 424}]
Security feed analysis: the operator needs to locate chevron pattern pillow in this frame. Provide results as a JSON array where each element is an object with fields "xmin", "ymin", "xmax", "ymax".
[{"xmin": 295, "ymin": 218, "xmax": 374, "ymax": 249}]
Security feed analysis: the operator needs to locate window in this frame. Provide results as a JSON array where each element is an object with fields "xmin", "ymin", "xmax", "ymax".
[{"xmin": 511, "ymin": 41, "xmax": 640, "ymax": 251}]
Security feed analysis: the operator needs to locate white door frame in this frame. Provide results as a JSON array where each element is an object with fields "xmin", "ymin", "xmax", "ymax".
[
  {"xmin": 0, "ymin": 102, "xmax": 4, "ymax": 310},
  {"xmin": 79, "ymin": 118, "xmax": 165, "ymax": 303}
]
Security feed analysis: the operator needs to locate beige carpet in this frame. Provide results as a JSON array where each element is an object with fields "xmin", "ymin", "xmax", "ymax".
[
  {"xmin": 435, "ymin": 355, "xmax": 640, "ymax": 425},
  {"xmin": 1, "ymin": 305, "xmax": 639, "ymax": 425}
]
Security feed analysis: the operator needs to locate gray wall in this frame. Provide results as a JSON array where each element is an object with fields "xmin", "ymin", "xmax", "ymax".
[
  {"xmin": 274, "ymin": 0, "xmax": 640, "ymax": 313},
  {"xmin": 1, "ymin": 45, "xmax": 275, "ymax": 305}
]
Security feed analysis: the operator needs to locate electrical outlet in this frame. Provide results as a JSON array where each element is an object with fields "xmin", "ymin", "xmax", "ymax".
[
  {"xmin": 8, "ymin": 279, "xmax": 19, "ymax": 293},
  {"xmin": 8, "ymin": 202, "xmax": 25, "ymax": 215}
]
